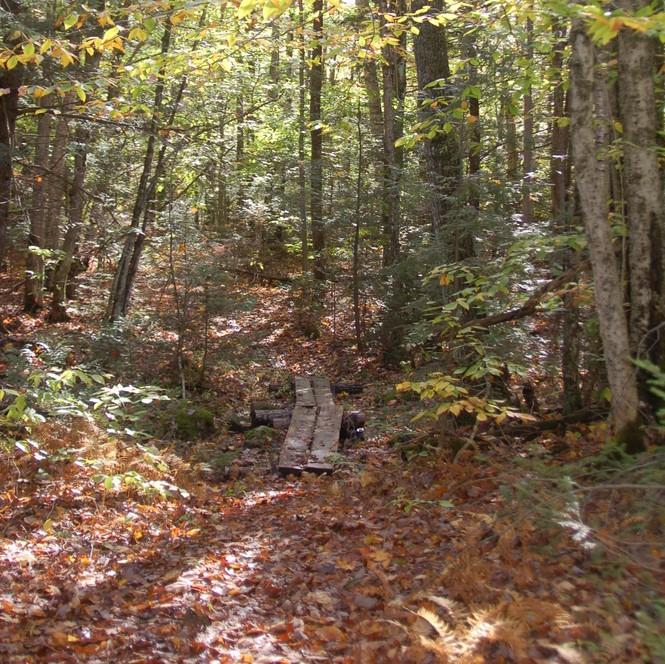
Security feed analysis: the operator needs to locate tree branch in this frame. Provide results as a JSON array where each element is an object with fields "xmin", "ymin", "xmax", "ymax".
[{"xmin": 451, "ymin": 258, "xmax": 589, "ymax": 336}]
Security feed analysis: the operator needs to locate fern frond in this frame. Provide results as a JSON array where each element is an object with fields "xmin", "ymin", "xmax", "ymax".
[{"xmin": 418, "ymin": 607, "xmax": 454, "ymax": 640}]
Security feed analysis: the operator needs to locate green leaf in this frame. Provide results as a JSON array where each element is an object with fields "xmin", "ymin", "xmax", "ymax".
[
  {"xmin": 103, "ymin": 27, "xmax": 120, "ymax": 42},
  {"xmin": 63, "ymin": 13, "xmax": 78, "ymax": 30},
  {"xmin": 238, "ymin": 0, "xmax": 257, "ymax": 19}
]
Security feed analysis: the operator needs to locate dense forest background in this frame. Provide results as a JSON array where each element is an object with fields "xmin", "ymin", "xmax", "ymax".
[{"xmin": 0, "ymin": 0, "xmax": 664, "ymax": 661}]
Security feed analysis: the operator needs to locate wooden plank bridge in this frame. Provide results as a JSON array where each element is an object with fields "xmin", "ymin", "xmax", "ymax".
[{"xmin": 278, "ymin": 376, "xmax": 344, "ymax": 476}]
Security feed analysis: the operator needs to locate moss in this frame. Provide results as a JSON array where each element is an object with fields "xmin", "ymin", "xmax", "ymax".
[
  {"xmin": 208, "ymin": 450, "xmax": 240, "ymax": 473},
  {"xmin": 174, "ymin": 403, "xmax": 215, "ymax": 439},
  {"xmin": 244, "ymin": 425, "xmax": 281, "ymax": 449},
  {"xmin": 615, "ymin": 419, "xmax": 646, "ymax": 455}
]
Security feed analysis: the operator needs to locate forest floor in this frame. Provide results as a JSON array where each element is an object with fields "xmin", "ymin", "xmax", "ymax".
[{"xmin": 0, "ymin": 264, "xmax": 662, "ymax": 663}]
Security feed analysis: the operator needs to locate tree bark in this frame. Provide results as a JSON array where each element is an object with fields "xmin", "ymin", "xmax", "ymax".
[
  {"xmin": 522, "ymin": 16, "xmax": 535, "ymax": 226},
  {"xmin": 49, "ymin": 126, "xmax": 89, "ymax": 322},
  {"xmin": 107, "ymin": 22, "xmax": 172, "ymax": 322},
  {"xmin": 353, "ymin": 101, "xmax": 364, "ymax": 352},
  {"xmin": 24, "ymin": 107, "xmax": 52, "ymax": 313},
  {"xmin": 45, "ymin": 104, "xmax": 70, "ymax": 252},
  {"xmin": 617, "ymin": 0, "xmax": 665, "ymax": 369},
  {"xmin": 412, "ymin": 0, "xmax": 465, "ymax": 250},
  {"xmin": 551, "ymin": 24, "xmax": 582, "ymax": 414},
  {"xmin": 298, "ymin": 0, "xmax": 308, "ymax": 272},
  {"xmin": 356, "ymin": 0, "xmax": 383, "ymax": 146},
  {"xmin": 310, "ymin": 0, "xmax": 325, "ymax": 279},
  {"xmin": 569, "ymin": 21, "xmax": 642, "ymax": 450},
  {"xmin": 379, "ymin": 0, "xmax": 405, "ymax": 267},
  {"xmin": 0, "ymin": 0, "xmax": 22, "ymax": 269}
]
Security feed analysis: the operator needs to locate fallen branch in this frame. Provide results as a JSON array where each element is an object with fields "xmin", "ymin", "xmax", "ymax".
[
  {"xmin": 449, "ymin": 259, "xmax": 589, "ymax": 337},
  {"xmin": 495, "ymin": 405, "xmax": 607, "ymax": 440}
]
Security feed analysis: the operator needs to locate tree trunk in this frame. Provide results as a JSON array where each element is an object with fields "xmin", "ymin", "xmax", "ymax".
[
  {"xmin": 107, "ymin": 22, "xmax": 171, "ymax": 322},
  {"xmin": 569, "ymin": 21, "xmax": 642, "ymax": 451},
  {"xmin": 413, "ymin": 0, "xmax": 465, "ymax": 249},
  {"xmin": 617, "ymin": 0, "xmax": 665, "ymax": 370},
  {"xmin": 503, "ymin": 94, "xmax": 519, "ymax": 180},
  {"xmin": 0, "ymin": 0, "xmax": 21, "ymax": 270},
  {"xmin": 522, "ymin": 16, "xmax": 535, "ymax": 226},
  {"xmin": 298, "ymin": 0, "xmax": 308, "ymax": 272},
  {"xmin": 24, "ymin": 107, "xmax": 52, "ymax": 313},
  {"xmin": 310, "ymin": 0, "xmax": 325, "ymax": 279},
  {"xmin": 551, "ymin": 24, "xmax": 582, "ymax": 414},
  {"xmin": 353, "ymin": 101, "xmax": 364, "ymax": 352},
  {"xmin": 356, "ymin": 0, "xmax": 383, "ymax": 146},
  {"xmin": 379, "ymin": 0, "xmax": 405, "ymax": 267},
  {"xmin": 45, "ymin": 105, "xmax": 70, "ymax": 252},
  {"xmin": 49, "ymin": 126, "xmax": 89, "ymax": 322}
]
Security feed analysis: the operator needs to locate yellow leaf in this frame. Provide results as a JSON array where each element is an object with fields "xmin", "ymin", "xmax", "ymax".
[
  {"xmin": 439, "ymin": 273, "xmax": 452, "ymax": 286},
  {"xmin": 359, "ymin": 471, "xmax": 377, "ymax": 488},
  {"xmin": 336, "ymin": 558, "xmax": 357, "ymax": 571},
  {"xmin": 42, "ymin": 519, "xmax": 54, "ymax": 534},
  {"xmin": 128, "ymin": 27, "xmax": 148, "ymax": 42}
]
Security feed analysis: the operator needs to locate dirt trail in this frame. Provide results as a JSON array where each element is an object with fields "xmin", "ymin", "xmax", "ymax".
[{"xmin": 0, "ymin": 280, "xmax": 594, "ymax": 663}]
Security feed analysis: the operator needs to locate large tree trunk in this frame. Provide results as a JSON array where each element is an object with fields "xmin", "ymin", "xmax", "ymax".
[
  {"xmin": 379, "ymin": 0, "xmax": 405, "ymax": 267},
  {"xmin": 310, "ymin": 0, "xmax": 325, "ymax": 279},
  {"xmin": 569, "ymin": 21, "xmax": 642, "ymax": 451},
  {"xmin": 617, "ymin": 0, "xmax": 665, "ymax": 371},
  {"xmin": 412, "ymin": 0, "xmax": 466, "ymax": 254}
]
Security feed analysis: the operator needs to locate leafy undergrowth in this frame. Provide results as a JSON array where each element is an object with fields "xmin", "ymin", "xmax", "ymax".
[
  {"xmin": 3, "ymin": 423, "xmax": 663, "ymax": 662},
  {"xmin": 1, "ymin": 269, "xmax": 663, "ymax": 662}
]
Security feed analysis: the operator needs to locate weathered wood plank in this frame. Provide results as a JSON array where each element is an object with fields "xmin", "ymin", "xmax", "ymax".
[
  {"xmin": 278, "ymin": 404, "xmax": 317, "ymax": 475},
  {"xmin": 294, "ymin": 376, "xmax": 315, "ymax": 407},
  {"xmin": 305, "ymin": 401, "xmax": 344, "ymax": 473},
  {"xmin": 312, "ymin": 376, "xmax": 334, "ymax": 407}
]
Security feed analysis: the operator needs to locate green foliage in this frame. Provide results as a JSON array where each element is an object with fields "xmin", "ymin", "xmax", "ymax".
[
  {"xmin": 637, "ymin": 599, "xmax": 665, "ymax": 662},
  {"xmin": 397, "ymin": 372, "xmax": 528, "ymax": 425},
  {"xmin": 634, "ymin": 359, "xmax": 665, "ymax": 425},
  {"xmin": 92, "ymin": 469, "xmax": 189, "ymax": 500},
  {"xmin": 391, "ymin": 487, "xmax": 454, "ymax": 514},
  {"xmin": 172, "ymin": 402, "xmax": 215, "ymax": 440},
  {"xmin": 91, "ymin": 383, "xmax": 170, "ymax": 438},
  {"xmin": 244, "ymin": 425, "xmax": 281, "ymax": 448}
]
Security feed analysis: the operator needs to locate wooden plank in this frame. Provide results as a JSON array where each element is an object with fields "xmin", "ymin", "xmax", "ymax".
[
  {"xmin": 294, "ymin": 376, "xmax": 315, "ymax": 407},
  {"xmin": 312, "ymin": 376, "xmax": 334, "ymax": 407},
  {"xmin": 305, "ymin": 402, "xmax": 344, "ymax": 474},
  {"xmin": 278, "ymin": 404, "xmax": 316, "ymax": 475}
]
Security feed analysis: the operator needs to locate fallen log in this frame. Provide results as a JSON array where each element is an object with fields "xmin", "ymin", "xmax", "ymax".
[
  {"xmin": 495, "ymin": 406, "xmax": 607, "ymax": 440},
  {"xmin": 331, "ymin": 383, "xmax": 364, "ymax": 396},
  {"xmin": 251, "ymin": 408, "xmax": 292, "ymax": 428},
  {"xmin": 269, "ymin": 380, "xmax": 364, "ymax": 395}
]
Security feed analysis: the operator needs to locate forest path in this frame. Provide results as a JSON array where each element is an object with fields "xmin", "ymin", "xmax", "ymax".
[{"xmin": 1, "ymin": 279, "xmax": 588, "ymax": 662}]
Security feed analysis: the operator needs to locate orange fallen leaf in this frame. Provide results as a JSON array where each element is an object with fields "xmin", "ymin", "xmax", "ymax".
[
  {"xmin": 51, "ymin": 631, "xmax": 79, "ymax": 646},
  {"xmin": 317, "ymin": 625, "xmax": 347, "ymax": 642}
]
